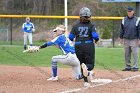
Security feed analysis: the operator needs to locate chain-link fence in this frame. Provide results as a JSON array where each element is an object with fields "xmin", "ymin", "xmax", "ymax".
[{"xmin": 0, "ymin": 16, "xmax": 122, "ymax": 47}]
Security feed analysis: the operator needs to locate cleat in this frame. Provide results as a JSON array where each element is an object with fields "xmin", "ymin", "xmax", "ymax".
[
  {"xmin": 131, "ymin": 68, "xmax": 138, "ymax": 71},
  {"xmin": 76, "ymin": 75, "xmax": 83, "ymax": 80},
  {"xmin": 88, "ymin": 71, "xmax": 95, "ymax": 82},
  {"xmin": 122, "ymin": 68, "xmax": 131, "ymax": 71},
  {"xmin": 47, "ymin": 76, "xmax": 58, "ymax": 81},
  {"xmin": 84, "ymin": 82, "xmax": 90, "ymax": 87},
  {"xmin": 81, "ymin": 63, "xmax": 88, "ymax": 77},
  {"xmin": 23, "ymin": 50, "xmax": 27, "ymax": 53}
]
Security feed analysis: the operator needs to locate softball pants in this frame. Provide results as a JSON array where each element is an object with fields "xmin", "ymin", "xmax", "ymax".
[
  {"xmin": 52, "ymin": 52, "xmax": 81, "ymax": 79},
  {"xmin": 75, "ymin": 42, "xmax": 95, "ymax": 82},
  {"xmin": 124, "ymin": 39, "xmax": 139, "ymax": 69},
  {"xmin": 23, "ymin": 32, "xmax": 33, "ymax": 50}
]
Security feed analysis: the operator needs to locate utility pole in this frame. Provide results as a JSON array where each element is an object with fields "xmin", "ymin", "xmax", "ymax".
[{"xmin": 64, "ymin": 0, "xmax": 68, "ymax": 36}]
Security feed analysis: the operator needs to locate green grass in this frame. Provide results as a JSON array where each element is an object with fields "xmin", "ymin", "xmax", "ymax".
[
  {"xmin": 0, "ymin": 41, "xmax": 45, "ymax": 45},
  {"xmin": 0, "ymin": 46, "xmax": 139, "ymax": 71},
  {"xmin": 0, "ymin": 46, "xmax": 62, "ymax": 67},
  {"xmin": 95, "ymin": 48, "xmax": 125, "ymax": 70}
]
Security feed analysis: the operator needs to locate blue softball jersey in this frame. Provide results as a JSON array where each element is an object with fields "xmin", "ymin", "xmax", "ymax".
[
  {"xmin": 46, "ymin": 34, "xmax": 75, "ymax": 54},
  {"xmin": 22, "ymin": 22, "xmax": 34, "ymax": 33}
]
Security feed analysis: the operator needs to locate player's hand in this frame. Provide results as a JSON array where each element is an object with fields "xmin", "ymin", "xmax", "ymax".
[{"xmin": 32, "ymin": 29, "xmax": 35, "ymax": 32}]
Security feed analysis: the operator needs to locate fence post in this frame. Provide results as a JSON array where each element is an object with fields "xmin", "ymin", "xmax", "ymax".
[
  {"xmin": 112, "ymin": 20, "xmax": 115, "ymax": 48},
  {"xmin": 10, "ymin": 18, "xmax": 12, "ymax": 45}
]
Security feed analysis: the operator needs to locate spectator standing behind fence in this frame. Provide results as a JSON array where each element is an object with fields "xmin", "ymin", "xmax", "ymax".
[
  {"xmin": 69, "ymin": 7, "xmax": 99, "ymax": 87},
  {"xmin": 120, "ymin": 6, "xmax": 140, "ymax": 71},
  {"xmin": 22, "ymin": 17, "xmax": 35, "ymax": 52}
]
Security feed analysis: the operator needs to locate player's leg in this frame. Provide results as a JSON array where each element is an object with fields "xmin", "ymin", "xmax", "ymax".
[
  {"xmin": 23, "ymin": 32, "xmax": 28, "ymax": 50},
  {"xmin": 51, "ymin": 54, "xmax": 82, "ymax": 80},
  {"xmin": 47, "ymin": 57, "xmax": 58, "ymax": 81},
  {"xmin": 123, "ymin": 39, "xmax": 131, "ymax": 71},
  {"xmin": 70, "ymin": 54, "xmax": 82, "ymax": 79},
  {"xmin": 125, "ymin": 46, "xmax": 131, "ymax": 69},
  {"xmin": 131, "ymin": 39, "xmax": 139, "ymax": 71},
  {"xmin": 84, "ymin": 43, "xmax": 95, "ymax": 70},
  {"xmin": 81, "ymin": 63, "xmax": 95, "ymax": 82},
  {"xmin": 75, "ymin": 44, "xmax": 89, "ymax": 86},
  {"xmin": 28, "ymin": 33, "xmax": 33, "ymax": 46},
  {"xmin": 72, "ymin": 66, "xmax": 82, "ymax": 80},
  {"xmin": 83, "ymin": 43, "xmax": 95, "ymax": 81},
  {"xmin": 48, "ymin": 55, "xmax": 69, "ymax": 81}
]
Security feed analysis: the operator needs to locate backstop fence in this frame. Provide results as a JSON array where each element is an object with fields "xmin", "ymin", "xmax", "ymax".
[{"xmin": 0, "ymin": 15, "xmax": 124, "ymax": 47}]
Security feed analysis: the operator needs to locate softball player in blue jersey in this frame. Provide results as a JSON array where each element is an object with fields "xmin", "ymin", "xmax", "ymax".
[
  {"xmin": 69, "ymin": 7, "xmax": 99, "ymax": 87},
  {"xmin": 38, "ymin": 25, "xmax": 82, "ymax": 81},
  {"xmin": 22, "ymin": 17, "xmax": 35, "ymax": 52}
]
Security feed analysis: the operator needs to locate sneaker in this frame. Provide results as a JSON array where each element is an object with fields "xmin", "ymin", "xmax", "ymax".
[
  {"xmin": 122, "ymin": 68, "xmax": 131, "ymax": 71},
  {"xmin": 84, "ymin": 82, "xmax": 90, "ymax": 87},
  {"xmin": 47, "ymin": 76, "xmax": 58, "ymax": 81},
  {"xmin": 131, "ymin": 68, "xmax": 139, "ymax": 71},
  {"xmin": 81, "ymin": 63, "xmax": 88, "ymax": 77},
  {"xmin": 89, "ymin": 71, "xmax": 95, "ymax": 82},
  {"xmin": 23, "ymin": 50, "xmax": 27, "ymax": 53},
  {"xmin": 76, "ymin": 75, "xmax": 83, "ymax": 80}
]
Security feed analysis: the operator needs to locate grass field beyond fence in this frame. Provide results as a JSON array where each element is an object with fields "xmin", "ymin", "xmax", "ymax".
[{"xmin": 0, "ymin": 46, "xmax": 139, "ymax": 71}]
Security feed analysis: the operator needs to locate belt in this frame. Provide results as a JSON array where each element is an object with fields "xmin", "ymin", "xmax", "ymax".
[
  {"xmin": 70, "ymin": 52, "xmax": 75, "ymax": 54},
  {"xmin": 75, "ymin": 40, "xmax": 93, "ymax": 45},
  {"xmin": 67, "ymin": 52, "xmax": 75, "ymax": 55}
]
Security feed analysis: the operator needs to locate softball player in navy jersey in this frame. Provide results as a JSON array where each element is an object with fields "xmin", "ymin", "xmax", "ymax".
[
  {"xmin": 69, "ymin": 7, "xmax": 99, "ymax": 87},
  {"xmin": 39, "ymin": 25, "xmax": 82, "ymax": 81},
  {"xmin": 22, "ymin": 17, "xmax": 35, "ymax": 52}
]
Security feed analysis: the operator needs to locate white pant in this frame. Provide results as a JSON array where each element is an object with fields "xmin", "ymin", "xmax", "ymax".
[
  {"xmin": 23, "ymin": 32, "xmax": 32, "ymax": 45},
  {"xmin": 52, "ymin": 53, "xmax": 81, "ymax": 79}
]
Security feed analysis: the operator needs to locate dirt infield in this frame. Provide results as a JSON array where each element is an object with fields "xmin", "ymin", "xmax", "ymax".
[{"xmin": 0, "ymin": 65, "xmax": 140, "ymax": 93}]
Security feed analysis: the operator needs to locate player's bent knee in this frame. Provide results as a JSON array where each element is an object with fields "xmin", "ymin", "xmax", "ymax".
[{"xmin": 87, "ymin": 64, "xmax": 94, "ymax": 71}]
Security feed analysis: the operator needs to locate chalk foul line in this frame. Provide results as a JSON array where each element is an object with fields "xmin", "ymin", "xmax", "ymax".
[{"xmin": 60, "ymin": 74, "xmax": 140, "ymax": 93}]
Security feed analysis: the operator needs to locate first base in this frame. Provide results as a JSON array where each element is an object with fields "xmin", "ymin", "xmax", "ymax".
[{"xmin": 91, "ymin": 78, "xmax": 112, "ymax": 83}]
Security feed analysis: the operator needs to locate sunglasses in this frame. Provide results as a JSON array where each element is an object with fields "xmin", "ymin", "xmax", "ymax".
[{"xmin": 127, "ymin": 10, "xmax": 133, "ymax": 12}]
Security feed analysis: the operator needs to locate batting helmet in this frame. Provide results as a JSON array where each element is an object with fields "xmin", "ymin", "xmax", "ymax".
[{"xmin": 79, "ymin": 7, "xmax": 91, "ymax": 17}]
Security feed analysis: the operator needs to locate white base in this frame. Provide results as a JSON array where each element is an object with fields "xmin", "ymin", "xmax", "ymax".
[{"xmin": 91, "ymin": 78, "xmax": 112, "ymax": 83}]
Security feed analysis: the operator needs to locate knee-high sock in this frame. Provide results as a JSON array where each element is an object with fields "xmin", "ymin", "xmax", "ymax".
[
  {"xmin": 24, "ymin": 45, "xmax": 27, "ymax": 50},
  {"xmin": 52, "ymin": 61, "xmax": 57, "ymax": 77}
]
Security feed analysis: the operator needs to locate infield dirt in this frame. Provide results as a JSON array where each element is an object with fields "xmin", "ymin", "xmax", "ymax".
[{"xmin": 0, "ymin": 65, "xmax": 140, "ymax": 93}]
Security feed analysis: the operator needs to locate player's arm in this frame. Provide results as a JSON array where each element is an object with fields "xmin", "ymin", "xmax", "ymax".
[
  {"xmin": 91, "ymin": 26, "xmax": 99, "ymax": 43},
  {"xmin": 23, "ymin": 40, "xmax": 55, "ymax": 53},
  {"xmin": 120, "ymin": 23, "xmax": 124, "ymax": 39},
  {"xmin": 39, "ymin": 36, "xmax": 60, "ymax": 49},
  {"xmin": 68, "ymin": 26, "xmax": 76, "ymax": 41},
  {"xmin": 39, "ymin": 42, "xmax": 54, "ymax": 49},
  {"xmin": 22, "ymin": 23, "xmax": 25, "ymax": 32},
  {"xmin": 119, "ymin": 22, "xmax": 125, "ymax": 44},
  {"xmin": 31, "ymin": 23, "xmax": 35, "ymax": 32},
  {"xmin": 92, "ymin": 32, "xmax": 99, "ymax": 43},
  {"xmin": 120, "ymin": 18, "xmax": 126, "ymax": 39},
  {"xmin": 69, "ymin": 33, "xmax": 75, "ymax": 41},
  {"xmin": 137, "ymin": 20, "xmax": 140, "ymax": 46},
  {"xmin": 24, "ymin": 36, "xmax": 60, "ymax": 53}
]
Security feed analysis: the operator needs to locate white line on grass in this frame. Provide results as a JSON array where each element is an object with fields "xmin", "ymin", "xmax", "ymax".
[{"xmin": 60, "ymin": 74, "xmax": 140, "ymax": 93}]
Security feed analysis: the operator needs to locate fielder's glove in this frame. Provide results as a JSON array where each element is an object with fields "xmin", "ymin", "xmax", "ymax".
[
  {"xmin": 32, "ymin": 28, "xmax": 35, "ymax": 32},
  {"xmin": 24, "ymin": 46, "xmax": 39, "ymax": 53}
]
